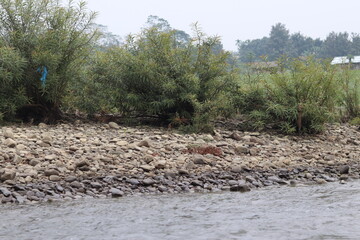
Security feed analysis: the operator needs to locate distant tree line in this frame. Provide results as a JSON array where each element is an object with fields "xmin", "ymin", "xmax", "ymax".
[{"xmin": 237, "ymin": 23, "xmax": 360, "ymax": 62}]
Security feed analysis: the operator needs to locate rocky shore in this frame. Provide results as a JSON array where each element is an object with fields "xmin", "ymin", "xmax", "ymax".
[{"xmin": 0, "ymin": 122, "xmax": 359, "ymax": 204}]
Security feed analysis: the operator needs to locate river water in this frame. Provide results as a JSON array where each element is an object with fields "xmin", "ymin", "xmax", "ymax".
[{"xmin": 1, "ymin": 181, "xmax": 360, "ymax": 240}]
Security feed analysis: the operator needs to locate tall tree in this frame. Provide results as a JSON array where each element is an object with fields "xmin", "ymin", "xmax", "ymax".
[
  {"xmin": 268, "ymin": 23, "xmax": 290, "ymax": 60},
  {"xmin": 350, "ymin": 33, "xmax": 360, "ymax": 55}
]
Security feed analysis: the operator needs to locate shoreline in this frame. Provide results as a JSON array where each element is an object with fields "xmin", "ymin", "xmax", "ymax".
[{"xmin": 0, "ymin": 122, "xmax": 359, "ymax": 204}]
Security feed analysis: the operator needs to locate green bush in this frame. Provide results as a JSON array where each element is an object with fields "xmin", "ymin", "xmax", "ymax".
[
  {"xmin": 236, "ymin": 57, "xmax": 338, "ymax": 134},
  {"xmin": 0, "ymin": 47, "xmax": 27, "ymax": 121},
  {"xmin": 336, "ymin": 67, "xmax": 360, "ymax": 119},
  {"xmin": 89, "ymin": 26, "xmax": 237, "ymax": 131},
  {"xmin": 0, "ymin": 0, "xmax": 98, "ymax": 122}
]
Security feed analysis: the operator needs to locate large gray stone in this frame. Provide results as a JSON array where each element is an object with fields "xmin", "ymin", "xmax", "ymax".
[
  {"xmin": 110, "ymin": 188, "xmax": 124, "ymax": 198},
  {"xmin": 0, "ymin": 169, "xmax": 16, "ymax": 181}
]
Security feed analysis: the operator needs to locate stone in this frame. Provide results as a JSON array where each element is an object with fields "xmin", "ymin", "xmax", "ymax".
[
  {"xmin": 155, "ymin": 160, "xmax": 166, "ymax": 169},
  {"xmin": 13, "ymin": 193, "xmax": 26, "ymax": 204},
  {"xmin": 90, "ymin": 182, "xmax": 102, "ymax": 189},
  {"xmin": 49, "ymin": 175, "xmax": 61, "ymax": 181},
  {"xmin": 339, "ymin": 174, "xmax": 349, "ymax": 181},
  {"xmin": 315, "ymin": 178, "xmax": 327, "ymax": 184},
  {"xmin": 191, "ymin": 180, "xmax": 203, "ymax": 187},
  {"xmin": 116, "ymin": 141, "xmax": 128, "ymax": 146},
  {"xmin": 108, "ymin": 122, "xmax": 119, "ymax": 129},
  {"xmin": 0, "ymin": 169, "xmax": 16, "ymax": 181},
  {"xmin": 16, "ymin": 144, "xmax": 27, "ymax": 151},
  {"xmin": 193, "ymin": 157, "xmax": 208, "ymax": 165},
  {"xmin": 3, "ymin": 128, "xmax": 14, "ymax": 139},
  {"xmin": 143, "ymin": 156, "xmax": 154, "ymax": 164},
  {"xmin": 230, "ymin": 184, "xmax": 251, "ymax": 192},
  {"xmin": 235, "ymin": 146, "xmax": 250, "ymax": 154},
  {"xmin": 178, "ymin": 169, "xmax": 189, "ymax": 175},
  {"xmin": 126, "ymin": 179, "xmax": 140, "ymax": 185},
  {"xmin": 268, "ymin": 176, "xmax": 288, "ymax": 185},
  {"xmin": 140, "ymin": 165, "xmax": 154, "ymax": 172},
  {"xmin": 142, "ymin": 178, "xmax": 155, "ymax": 186},
  {"xmin": 231, "ymin": 166, "xmax": 243, "ymax": 173},
  {"xmin": 65, "ymin": 176, "xmax": 77, "ymax": 182},
  {"xmin": 289, "ymin": 180, "xmax": 297, "ymax": 187},
  {"xmin": 249, "ymin": 148, "xmax": 259, "ymax": 156},
  {"xmin": 38, "ymin": 123, "xmax": 48, "ymax": 128},
  {"xmin": 70, "ymin": 181, "xmax": 83, "ymax": 189},
  {"xmin": 228, "ymin": 180, "xmax": 238, "ymax": 186},
  {"xmin": 44, "ymin": 169, "xmax": 60, "ymax": 176},
  {"xmin": 110, "ymin": 188, "xmax": 124, "ymax": 198},
  {"xmin": 45, "ymin": 154, "xmax": 57, "ymax": 161},
  {"xmin": 42, "ymin": 134, "xmax": 52, "ymax": 144},
  {"xmin": 230, "ymin": 132, "xmax": 242, "ymax": 141},
  {"xmin": 55, "ymin": 185, "xmax": 64, "ymax": 192},
  {"xmin": 305, "ymin": 173, "xmax": 313, "ymax": 179},
  {"xmin": 75, "ymin": 160, "xmax": 89, "ymax": 168},
  {"xmin": 138, "ymin": 140, "xmax": 150, "ymax": 148},
  {"xmin": 158, "ymin": 186, "xmax": 167, "ymax": 192},
  {"xmin": 29, "ymin": 159, "xmax": 40, "ymax": 166},
  {"xmin": 0, "ymin": 187, "xmax": 11, "ymax": 197},
  {"xmin": 339, "ymin": 165, "xmax": 350, "ymax": 174},
  {"xmin": 4, "ymin": 138, "xmax": 16, "ymax": 148}
]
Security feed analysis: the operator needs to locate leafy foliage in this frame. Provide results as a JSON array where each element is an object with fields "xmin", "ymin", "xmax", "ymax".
[
  {"xmin": 0, "ymin": 0, "xmax": 98, "ymax": 121},
  {"xmin": 236, "ymin": 57, "xmax": 338, "ymax": 134},
  {"xmin": 0, "ymin": 47, "xmax": 27, "ymax": 121},
  {"xmin": 87, "ymin": 25, "xmax": 236, "ymax": 131},
  {"xmin": 336, "ymin": 67, "xmax": 360, "ymax": 119}
]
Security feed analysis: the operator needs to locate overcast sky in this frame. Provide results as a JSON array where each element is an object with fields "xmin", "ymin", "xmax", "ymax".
[{"xmin": 85, "ymin": 0, "xmax": 360, "ymax": 51}]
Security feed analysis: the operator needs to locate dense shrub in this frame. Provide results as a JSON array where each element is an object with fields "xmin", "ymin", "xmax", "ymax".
[
  {"xmin": 336, "ymin": 67, "xmax": 360, "ymax": 119},
  {"xmin": 0, "ymin": 0, "xmax": 98, "ymax": 122},
  {"xmin": 236, "ymin": 57, "xmax": 338, "ymax": 134},
  {"xmin": 88, "ymin": 26, "xmax": 237, "ymax": 131},
  {"xmin": 0, "ymin": 47, "xmax": 27, "ymax": 121}
]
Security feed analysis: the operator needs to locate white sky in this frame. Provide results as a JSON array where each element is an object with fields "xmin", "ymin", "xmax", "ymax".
[{"xmin": 85, "ymin": 0, "xmax": 360, "ymax": 51}]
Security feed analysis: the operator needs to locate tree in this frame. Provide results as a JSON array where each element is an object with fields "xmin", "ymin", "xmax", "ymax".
[
  {"xmin": 350, "ymin": 33, "xmax": 360, "ymax": 55},
  {"xmin": 267, "ymin": 23, "xmax": 290, "ymax": 60},
  {"xmin": 94, "ymin": 24, "xmax": 122, "ymax": 49},
  {"xmin": 319, "ymin": 32, "xmax": 351, "ymax": 58},
  {"xmin": 288, "ymin": 33, "xmax": 318, "ymax": 57},
  {"xmin": 237, "ymin": 37, "xmax": 270, "ymax": 62},
  {"xmin": 0, "ymin": 0, "xmax": 98, "ymax": 122},
  {"xmin": 145, "ymin": 15, "xmax": 190, "ymax": 45}
]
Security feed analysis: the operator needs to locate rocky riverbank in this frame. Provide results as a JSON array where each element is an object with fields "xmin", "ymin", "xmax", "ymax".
[{"xmin": 0, "ymin": 122, "xmax": 359, "ymax": 204}]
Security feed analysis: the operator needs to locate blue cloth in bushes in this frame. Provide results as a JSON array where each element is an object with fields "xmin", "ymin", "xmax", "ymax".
[{"xmin": 37, "ymin": 66, "xmax": 48, "ymax": 87}]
